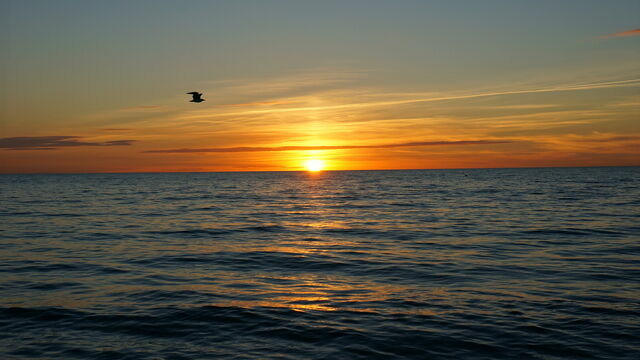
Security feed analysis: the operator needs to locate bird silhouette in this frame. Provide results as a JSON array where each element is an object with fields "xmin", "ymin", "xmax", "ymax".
[{"xmin": 187, "ymin": 92, "xmax": 205, "ymax": 103}]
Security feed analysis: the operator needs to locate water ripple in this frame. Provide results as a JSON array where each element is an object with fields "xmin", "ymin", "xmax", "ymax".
[{"xmin": 1, "ymin": 168, "xmax": 639, "ymax": 359}]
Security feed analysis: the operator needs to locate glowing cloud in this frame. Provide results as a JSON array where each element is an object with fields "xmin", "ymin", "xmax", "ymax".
[
  {"xmin": 598, "ymin": 28, "xmax": 640, "ymax": 38},
  {"xmin": 144, "ymin": 140, "xmax": 511, "ymax": 153}
]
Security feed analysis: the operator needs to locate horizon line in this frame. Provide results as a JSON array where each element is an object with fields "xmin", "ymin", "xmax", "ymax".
[{"xmin": 1, "ymin": 164, "xmax": 638, "ymax": 175}]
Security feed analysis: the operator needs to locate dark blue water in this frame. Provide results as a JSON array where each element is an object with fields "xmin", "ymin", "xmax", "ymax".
[{"xmin": 1, "ymin": 168, "xmax": 639, "ymax": 359}]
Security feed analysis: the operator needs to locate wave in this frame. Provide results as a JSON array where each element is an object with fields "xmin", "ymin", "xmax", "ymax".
[
  {"xmin": 148, "ymin": 224, "xmax": 289, "ymax": 238},
  {"xmin": 521, "ymin": 227, "xmax": 626, "ymax": 237},
  {"xmin": 0, "ymin": 262, "xmax": 129, "ymax": 274},
  {"xmin": 2, "ymin": 304, "xmax": 638, "ymax": 359}
]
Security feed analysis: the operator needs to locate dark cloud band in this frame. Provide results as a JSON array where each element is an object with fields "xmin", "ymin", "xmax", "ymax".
[
  {"xmin": 145, "ymin": 140, "xmax": 510, "ymax": 153},
  {"xmin": 576, "ymin": 136, "xmax": 640, "ymax": 143},
  {"xmin": 0, "ymin": 136, "xmax": 136, "ymax": 150}
]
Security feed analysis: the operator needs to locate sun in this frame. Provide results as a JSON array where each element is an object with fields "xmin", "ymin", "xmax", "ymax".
[{"xmin": 304, "ymin": 159, "xmax": 325, "ymax": 172}]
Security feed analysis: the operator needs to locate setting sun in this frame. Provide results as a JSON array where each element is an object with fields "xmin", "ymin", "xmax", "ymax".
[{"xmin": 304, "ymin": 159, "xmax": 325, "ymax": 172}]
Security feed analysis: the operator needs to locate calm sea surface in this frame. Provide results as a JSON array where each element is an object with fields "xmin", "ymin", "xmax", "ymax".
[{"xmin": 1, "ymin": 167, "xmax": 639, "ymax": 359}]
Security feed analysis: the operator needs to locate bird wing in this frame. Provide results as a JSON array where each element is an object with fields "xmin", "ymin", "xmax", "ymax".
[{"xmin": 186, "ymin": 92, "xmax": 203, "ymax": 100}]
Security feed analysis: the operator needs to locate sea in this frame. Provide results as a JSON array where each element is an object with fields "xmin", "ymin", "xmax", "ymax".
[{"xmin": 1, "ymin": 167, "xmax": 639, "ymax": 359}]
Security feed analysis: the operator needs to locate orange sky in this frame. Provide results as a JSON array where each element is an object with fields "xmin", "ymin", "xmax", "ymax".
[{"xmin": 1, "ymin": 1, "xmax": 639, "ymax": 173}]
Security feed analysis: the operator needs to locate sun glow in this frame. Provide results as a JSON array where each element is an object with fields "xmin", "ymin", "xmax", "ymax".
[{"xmin": 304, "ymin": 159, "xmax": 325, "ymax": 172}]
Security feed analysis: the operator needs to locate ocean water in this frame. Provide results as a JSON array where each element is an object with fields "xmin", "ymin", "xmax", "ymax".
[{"xmin": 1, "ymin": 167, "xmax": 639, "ymax": 359}]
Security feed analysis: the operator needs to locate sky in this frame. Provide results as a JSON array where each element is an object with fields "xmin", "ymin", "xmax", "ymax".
[{"xmin": 1, "ymin": 0, "xmax": 639, "ymax": 173}]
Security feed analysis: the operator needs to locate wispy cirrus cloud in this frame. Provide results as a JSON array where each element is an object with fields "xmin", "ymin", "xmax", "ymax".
[
  {"xmin": 176, "ymin": 78, "xmax": 640, "ymax": 121},
  {"xmin": 226, "ymin": 100, "xmax": 301, "ymax": 107},
  {"xmin": 144, "ymin": 140, "xmax": 510, "ymax": 153},
  {"xmin": 574, "ymin": 135, "xmax": 640, "ymax": 143},
  {"xmin": 0, "ymin": 136, "xmax": 136, "ymax": 150},
  {"xmin": 599, "ymin": 28, "xmax": 640, "ymax": 38}
]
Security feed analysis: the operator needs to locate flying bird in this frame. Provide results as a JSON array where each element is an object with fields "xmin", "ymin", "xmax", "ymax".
[{"xmin": 187, "ymin": 92, "xmax": 205, "ymax": 103}]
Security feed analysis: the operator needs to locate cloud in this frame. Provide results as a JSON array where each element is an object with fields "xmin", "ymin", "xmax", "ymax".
[
  {"xmin": 484, "ymin": 104, "xmax": 559, "ymax": 110},
  {"xmin": 226, "ymin": 100, "xmax": 300, "ymax": 107},
  {"xmin": 177, "ymin": 78, "xmax": 640, "ymax": 121},
  {"xmin": 144, "ymin": 140, "xmax": 510, "ymax": 153},
  {"xmin": 574, "ymin": 135, "xmax": 640, "ymax": 143},
  {"xmin": 101, "ymin": 128, "xmax": 132, "ymax": 132},
  {"xmin": 599, "ymin": 28, "xmax": 640, "ymax": 38},
  {"xmin": 0, "ymin": 136, "xmax": 136, "ymax": 150}
]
